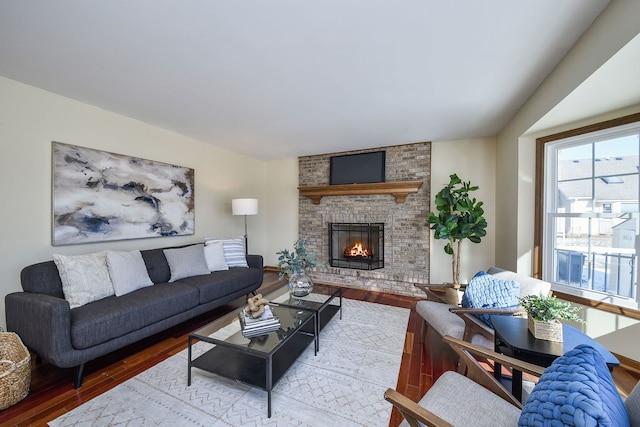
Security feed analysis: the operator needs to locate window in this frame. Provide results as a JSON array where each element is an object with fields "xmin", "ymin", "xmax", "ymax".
[{"xmin": 536, "ymin": 114, "xmax": 640, "ymax": 309}]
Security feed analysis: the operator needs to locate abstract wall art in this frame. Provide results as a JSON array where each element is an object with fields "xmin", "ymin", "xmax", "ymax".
[{"xmin": 52, "ymin": 142, "xmax": 195, "ymax": 245}]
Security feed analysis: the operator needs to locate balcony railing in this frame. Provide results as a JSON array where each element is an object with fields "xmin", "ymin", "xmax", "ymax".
[{"xmin": 554, "ymin": 249, "xmax": 637, "ymax": 299}]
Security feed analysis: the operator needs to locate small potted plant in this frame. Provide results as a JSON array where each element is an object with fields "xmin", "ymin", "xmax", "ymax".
[
  {"xmin": 519, "ymin": 294, "xmax": 583, "ymax": 342},
  {"xmin": 276, "ymin": 238, "xmax": 317, "ymax": 297}
]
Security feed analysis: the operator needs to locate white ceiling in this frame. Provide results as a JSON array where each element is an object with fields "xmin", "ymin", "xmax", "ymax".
[{"xmin": 0, "ymin": 1, "xmax": 615, "ymax": 160}]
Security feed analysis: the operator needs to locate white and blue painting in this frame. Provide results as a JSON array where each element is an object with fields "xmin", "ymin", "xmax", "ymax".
[{"xmin": 52, "ymin": 142, "xmax": 195, "ymax": 245}]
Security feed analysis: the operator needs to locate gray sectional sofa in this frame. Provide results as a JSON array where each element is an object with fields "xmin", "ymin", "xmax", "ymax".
[{"xmin": 5, "ymin": 244, "xmax": 263, "ymax": 387}]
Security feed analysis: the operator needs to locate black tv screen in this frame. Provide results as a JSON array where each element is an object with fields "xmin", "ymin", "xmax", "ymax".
[{"xmin": 330, "ymin": 151, "xmax": 385, "ymax": 185}]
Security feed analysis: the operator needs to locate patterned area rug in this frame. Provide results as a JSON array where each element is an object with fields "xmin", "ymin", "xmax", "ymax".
[{"xmin": 49, "ymin": 298, "xmax": 409, "ymax": 426}]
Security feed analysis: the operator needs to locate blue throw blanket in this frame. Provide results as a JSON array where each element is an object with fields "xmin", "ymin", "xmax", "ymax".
[{"xmin": 519, "ymin": 345, "xmax": 629, "ymax": 427}]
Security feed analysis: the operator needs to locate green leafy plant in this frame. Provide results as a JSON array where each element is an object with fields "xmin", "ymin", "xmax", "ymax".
[
  {"xmin": 519, "ymin": 294, "xmax": 584, "ymax": 323},
  {"xmin": 276, "ymin": 238, "xmax": 317, "ymax": 280},
  {"xmin": 428, "ymin": 173, "xmax": 487, "ymax": 286}
]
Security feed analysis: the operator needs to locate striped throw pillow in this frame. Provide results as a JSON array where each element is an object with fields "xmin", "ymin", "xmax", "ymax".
[{"xmin": 205, "ymin": 238, "xmax": 248, "ymax": 268}]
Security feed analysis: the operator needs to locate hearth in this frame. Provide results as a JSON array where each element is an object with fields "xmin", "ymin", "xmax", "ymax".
[{"xmin": 329, "ymin": 223, "xmax": 384, "ymax": 270}]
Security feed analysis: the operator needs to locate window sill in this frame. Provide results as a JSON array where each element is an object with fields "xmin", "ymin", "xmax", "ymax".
[{"xmin": 552, "ymin": 284, "xmax": 640, "ymax": 320}]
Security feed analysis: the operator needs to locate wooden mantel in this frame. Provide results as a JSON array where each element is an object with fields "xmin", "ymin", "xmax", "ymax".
[{"xmin": 298, "ymin": 181, "xmax": 423, "ymax": 204}]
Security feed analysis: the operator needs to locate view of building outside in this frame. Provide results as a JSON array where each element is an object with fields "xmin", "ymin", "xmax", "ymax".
[{"xmin": 548, "ymin": 131, "xmax": 639, "ymax": 302}]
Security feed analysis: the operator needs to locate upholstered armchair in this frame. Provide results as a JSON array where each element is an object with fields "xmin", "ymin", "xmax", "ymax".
[
  {"xmin": 385, "ymin": 336, "xmax": 640, "ymax": 427},
  {"xmin": 416, "ymin": 267, "xmax": 552, "ymax": 349}
]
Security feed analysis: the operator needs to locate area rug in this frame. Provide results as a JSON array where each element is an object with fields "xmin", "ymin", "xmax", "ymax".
[{"xmin": 49, "ymin": 298, "xmax": 410, "ymax": 426}]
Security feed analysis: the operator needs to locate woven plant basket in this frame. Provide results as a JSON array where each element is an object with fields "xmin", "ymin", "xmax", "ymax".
[
  {"xmin": 528, "ymin": 317, "xmax": 563, "ymax": 342},
  {"xmin": 0, "ymin": 331, "xmax": 31, "ymax": 410}
]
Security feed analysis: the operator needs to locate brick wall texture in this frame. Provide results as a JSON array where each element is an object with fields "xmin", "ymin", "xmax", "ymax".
[{"xmin": 298, "ymin": 141, "xmax": 431, "ymax": 297}]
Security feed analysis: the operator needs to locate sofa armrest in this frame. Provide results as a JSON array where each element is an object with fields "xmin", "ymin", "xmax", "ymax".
[
  {"xmin": 246, "ymin": 254, "xmax": 263, "ymax": 271},
  {"xmin": 5, "ymin": 292, "xmax": 75, "ymax": 367}
]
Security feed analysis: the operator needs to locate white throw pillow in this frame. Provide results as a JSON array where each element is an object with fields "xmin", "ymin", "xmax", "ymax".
[
  {"xmin": 163, "ymin": 244, "xmax": 210, "ymax": 282},
  {"xmin": 204, "ymin": 237, "xmax": 248, "ymax": 268},
  {"xmin": 53, "ymin": 252, "xmax": 115, "ymax": 309},
  {"xmin": 106, "ymin": 250, "xmax": 154, "ymax": 296},
  {"xmin": 203, "ymin": 240, "xmax": 229, "ymax": 271}
]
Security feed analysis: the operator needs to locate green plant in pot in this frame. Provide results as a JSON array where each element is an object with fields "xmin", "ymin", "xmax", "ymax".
[
  {"xmin": 428, "ymin": 173, "xmax": 487, "ymax": 287},
  {"xmin": 519, "ymin": 294, "xmax": 583, "ymax": 323},
  {"xmin": 276, "ymin": 238, "xmax": 317, "ymax": 297},
  {"xmin": 519, "ymin": 294, "xmax": 583, "ymax": 342}
]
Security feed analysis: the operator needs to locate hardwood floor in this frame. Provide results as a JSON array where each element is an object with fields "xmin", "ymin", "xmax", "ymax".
[{"xmin": 1, "ymin": 272, "xmax": 637, "ymax": 426}]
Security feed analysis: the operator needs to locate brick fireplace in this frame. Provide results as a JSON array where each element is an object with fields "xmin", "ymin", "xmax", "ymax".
[{"xmin": 298, "ymin": 141, "xmax": 430, "ymax": 297}]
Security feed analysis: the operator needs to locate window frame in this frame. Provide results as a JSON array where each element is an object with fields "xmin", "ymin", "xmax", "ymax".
[{"xmin": 535, "ymin": 112, "xmax": 640, "ymax": 318}]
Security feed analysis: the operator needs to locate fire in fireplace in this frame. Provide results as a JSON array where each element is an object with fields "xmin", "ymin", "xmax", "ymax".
[
  {"xmin": 329, "ymin": 223, "xmax": 384, "ymax": 270},
  {"xmin": 345, "ymin": 242, "xmax": 370, "ymax": 257}
]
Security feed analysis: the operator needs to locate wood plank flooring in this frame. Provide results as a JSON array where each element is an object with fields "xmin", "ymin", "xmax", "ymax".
[{"xmin": 1, "ymin": 272, "xmax": 637, "ymax": 426}]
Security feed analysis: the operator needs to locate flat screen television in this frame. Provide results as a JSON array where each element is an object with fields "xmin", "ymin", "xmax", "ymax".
[{"xmin": 330, "ymin": 151, "xmax": 385, "ymax": 185}]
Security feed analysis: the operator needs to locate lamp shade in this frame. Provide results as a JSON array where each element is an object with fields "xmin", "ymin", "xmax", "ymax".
[{"xmin": 232, "ymin": 198, "xmax": 258, "ymax": 216}]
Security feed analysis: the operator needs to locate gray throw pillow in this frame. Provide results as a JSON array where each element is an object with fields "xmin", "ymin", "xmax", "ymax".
[
  {"xmin": 203, "ymin": 240, "xmax": 229, "ymax": 271},
  {"xmin": 163, "ymin": 244, "xmax": 210, "ymax": 282},
  {"xmin": 106, "ymin": 250, "xmax": 154, "ymax": 296}
]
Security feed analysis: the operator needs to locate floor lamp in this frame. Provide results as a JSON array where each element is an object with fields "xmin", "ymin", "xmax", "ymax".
[{"xmin": 232, "ymin": 198, "xmax": 258, "ymax": 254}]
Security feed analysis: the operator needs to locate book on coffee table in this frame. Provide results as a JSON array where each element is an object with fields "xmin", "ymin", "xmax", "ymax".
[{"xmin": 239, "ymin": 305, "xmax": 281, "ymax": 337}]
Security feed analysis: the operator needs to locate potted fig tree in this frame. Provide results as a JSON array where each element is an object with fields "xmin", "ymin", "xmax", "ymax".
[{"xmin": 428, "ymin": 173, "xmax": 487, "ymax": 287}]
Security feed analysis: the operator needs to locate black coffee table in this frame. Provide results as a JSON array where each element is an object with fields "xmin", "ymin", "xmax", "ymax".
[
  {"xmin": 187, "ymin": 284, "xmax": 342, "ymax": 418},
  {"xmin": 272, "ymin": 284, "xmax": 342, "ymax": 353},
  {"xmin": 491, "ymin": 315, "xmax": 619, "ymax": 401}
]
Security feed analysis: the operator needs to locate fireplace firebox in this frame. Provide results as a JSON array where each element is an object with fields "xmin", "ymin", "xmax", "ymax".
[{"xmin": 329, "ymin": 223, "xmax": 384, "ymax": 270}]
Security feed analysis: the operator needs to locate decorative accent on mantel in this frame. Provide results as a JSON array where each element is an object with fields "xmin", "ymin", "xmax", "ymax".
[{"xmin": 298, "ymin": 181, "xmax": 423, "ymax": 204}]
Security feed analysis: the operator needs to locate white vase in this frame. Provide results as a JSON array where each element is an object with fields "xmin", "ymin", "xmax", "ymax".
[{"xmin": 288, "ymin": 268, "xmax": 314, "ymax": 297}]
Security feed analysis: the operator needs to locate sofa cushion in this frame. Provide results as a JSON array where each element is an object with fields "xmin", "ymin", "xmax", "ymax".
[
  {"xmin": 519, "ymin": 344, "xmax": 629, "ymax": 427},
  {"xmin": 461, "ymin": 274, "xmax": 520, "ymax": 327},
  {"xmin": 163, "ymin": 244, "xmax": 210, "ymax": 282},
  {"xmin": 53, "ymin": 252, "xmax": 115, "ymax": 309},
  {"xmin": 106, "ymin": 250, "xmax": 154, "ymax": 296},
  {"xmin": 20, "ymin": 261, "xmax": 65, "ymax": 298},
  {"xmin": 70, "ymin": 282, "xmax": 199, "ymax": 349},
  {"xmin": 416, "ymin": 300, "xmax": 465, "ymax": 339},
  {"xmin": 411, "ymin": 371, "xmax": 521, "ymax": 427},
  {"xmin": 179, "ymin": 267, "xmax": 263, "ymax": 304},
  {"xmin": 203, "ymin": 240, "xmax": 229, "ymax": 272},
  {"xmin": 140, "ymin": 247, "xmax": 171, "ymax": 284}
]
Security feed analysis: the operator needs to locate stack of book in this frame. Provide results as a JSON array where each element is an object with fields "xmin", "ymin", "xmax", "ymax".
[{"xmin": 238, "ymin": 305, "xmax": 281, "ymax": 337}]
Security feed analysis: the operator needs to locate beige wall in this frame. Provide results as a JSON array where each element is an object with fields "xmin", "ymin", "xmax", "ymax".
[
  {"xmin": 430, "ymin": 138, "xmax": 497, "ymax": 284},
  {"xmin": 264, "ymin": 158, "xmax": 299, "ymax": 266},
  {"xmin": 0, "ymin": 76, "xmax": 268, "ymax": 329}
]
